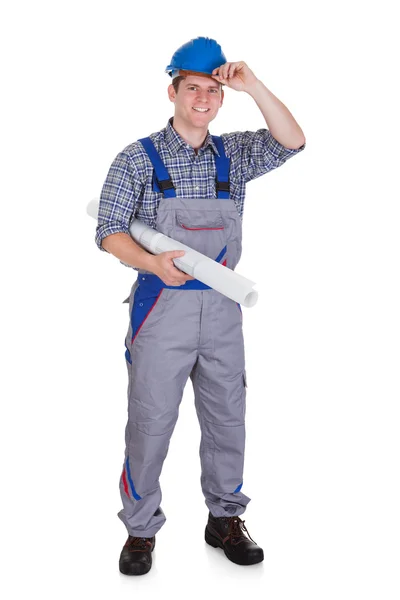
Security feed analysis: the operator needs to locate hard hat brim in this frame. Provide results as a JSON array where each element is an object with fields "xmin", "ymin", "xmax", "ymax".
[
  {"xmin": 168, "ymin": 69, "xmax": 224, "ymax": 86},
  {"xmin": 175, "ymin": 69, "xmax": 216, "ymax": 78}
]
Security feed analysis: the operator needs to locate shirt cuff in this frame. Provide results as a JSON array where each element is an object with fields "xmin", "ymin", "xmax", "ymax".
[{"xmin": 95, "ymin": 223, "xmax": 131, "ymax": 252}]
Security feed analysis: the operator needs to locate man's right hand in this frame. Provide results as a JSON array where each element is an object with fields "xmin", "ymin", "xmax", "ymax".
[{"xmin": 150, "ymin": 251, "xmax": 195, "ymax": 286}]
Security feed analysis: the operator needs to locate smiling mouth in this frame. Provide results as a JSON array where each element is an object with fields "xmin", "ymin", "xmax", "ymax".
[{"xmin": 192, "ymin": 107, "xmax": 210, "ymax": 113}]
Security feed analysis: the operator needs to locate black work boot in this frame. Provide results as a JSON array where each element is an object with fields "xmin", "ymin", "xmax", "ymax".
[
  {"xmin": 119, "ymin": 535, "xmax": 156, "ymax": 575},
  {"xmin": 205, "ymin": 512, "xmax": 264, "ymax": 565}
]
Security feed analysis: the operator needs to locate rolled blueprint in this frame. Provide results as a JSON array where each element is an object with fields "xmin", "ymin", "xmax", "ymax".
[{"xmin": 87, "ymin": 198, "xmax": 258, "ymax": 308}]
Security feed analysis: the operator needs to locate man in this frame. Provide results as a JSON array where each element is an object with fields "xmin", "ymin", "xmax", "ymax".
[{"xmin": 95, "ymin": 37, "xmax": 305, "ymax": 575}]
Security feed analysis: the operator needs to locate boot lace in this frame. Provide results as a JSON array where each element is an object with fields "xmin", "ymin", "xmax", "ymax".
[
  {"xmin": 225, "ymin": 516, "xmax": 257, "ymax": 546},
  {"xmin": 125, "ymin": 536, "xmax": 152, "ymax": 551}
]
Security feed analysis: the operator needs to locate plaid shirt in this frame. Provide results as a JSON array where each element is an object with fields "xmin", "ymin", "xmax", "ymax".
[{"xmin": 96, "ymin": 117, "xmax": 305, "ymax": 269}]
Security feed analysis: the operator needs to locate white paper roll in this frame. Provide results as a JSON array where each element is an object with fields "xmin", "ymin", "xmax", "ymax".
[{"xmin": 87, "ymin": 198, "xmax": 258, "ymax": 308}]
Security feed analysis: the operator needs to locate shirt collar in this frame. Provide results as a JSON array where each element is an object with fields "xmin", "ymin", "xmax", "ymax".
[{"xmin": 165, "ymin": 117, "xmax": 220, "ymax": 157}]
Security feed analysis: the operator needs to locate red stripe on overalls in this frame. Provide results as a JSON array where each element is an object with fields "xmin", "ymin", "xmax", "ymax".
[
  {"xmin": 180, "ymin": 224, "xmax": 224, "ymax": 231},
  {"xmin": 122, "ymin": 467, "xmax": 130, "ymax": 497}
]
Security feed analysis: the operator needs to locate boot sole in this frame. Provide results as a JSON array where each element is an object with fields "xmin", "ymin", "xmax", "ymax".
[
  {"xmin": 205, "ymin": 526, "xmax": 264, "ymax": 566},
  {"xmin": 119, "ymin": 562, "xmax": 152, "ymax": 576}
]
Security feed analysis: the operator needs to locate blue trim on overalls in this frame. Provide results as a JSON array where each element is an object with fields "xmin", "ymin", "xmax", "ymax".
[
  {"xmin": 211, "ymin": 135, "xmax": 230, "ymax": 199},
  {"xmin": 125, "ymin": 457, "xmax": 142, "ymax": 500},
  {"xmin": 125, "ymin": 341, "xmax": 132, "ymax": 364},
  {"xmin": 139, "ymin": 137, "xmax": 178, "ymax": 198}
]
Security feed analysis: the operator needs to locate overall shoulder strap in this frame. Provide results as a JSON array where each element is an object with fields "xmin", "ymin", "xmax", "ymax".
[
  {"xmin": 138, "ymin": 137, "xmax": 176, "ymax": 198},
  {"xmin": 211, "ymin": 135, "xmax": 230, "ymax": 199}
]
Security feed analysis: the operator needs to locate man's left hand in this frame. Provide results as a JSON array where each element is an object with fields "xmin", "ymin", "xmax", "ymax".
[{"xmin": 211, "ymin": 62, "xmax": 258, "ymax": 92}]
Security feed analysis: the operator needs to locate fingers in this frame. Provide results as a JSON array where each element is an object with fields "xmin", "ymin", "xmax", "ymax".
[
  {"xmin": 212, "ymin": 67, "xmax": 226, "ymax": 83},
  {"xmin": 170, "ymin": 262, "xmax": 194, "ymax": 283},
  {"xmin": 163, "ymin": 250, "xmax": 195, "ymax": 285},
  {"xmin": 168, "ymin": 272, "xmax": 195, "ymax": 286},
  {"xmin": 212, "ymin": 62, "xmax": 245, "ymax": 82},
  {"xmin": 212, "ymin": 63, "xmax": 232, "ymax": 80},
  {"xmin": 154, "ymin": 250, "xmax": 195, "ymax": 286}
]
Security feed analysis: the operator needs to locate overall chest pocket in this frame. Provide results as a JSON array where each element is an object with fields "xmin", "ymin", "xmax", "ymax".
[
  {"xmin": 176, "ymin": 210, "xmax": 225, "ymax": 231},
  {"xmin": 174, "ymin": 209, "xmax": 227, "ymax": 259}
]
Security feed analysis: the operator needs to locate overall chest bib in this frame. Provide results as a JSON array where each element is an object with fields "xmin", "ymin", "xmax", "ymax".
[{"xmin": 132, "ymin": 134, "xmax": 243, "ymax": 282}]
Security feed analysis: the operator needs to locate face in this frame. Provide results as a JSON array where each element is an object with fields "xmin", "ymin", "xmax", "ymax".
[{"xmin": 168, "ymin": 75, "xmax": 224, "ymax": 129}]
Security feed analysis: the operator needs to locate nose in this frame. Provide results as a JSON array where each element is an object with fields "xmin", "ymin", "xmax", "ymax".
[{"xmin": 196, "ymin": 90, "xmax": 208, "ymax": 103}]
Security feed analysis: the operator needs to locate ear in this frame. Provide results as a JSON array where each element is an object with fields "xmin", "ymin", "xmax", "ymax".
[{"xmin": 168, "ymin": 84, "xmax": 176, "ymax": 104}]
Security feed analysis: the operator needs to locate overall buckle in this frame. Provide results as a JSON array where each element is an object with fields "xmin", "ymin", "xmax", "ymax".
[
  {"xmin": 216, "ymin": 179, "xmax": 230, "ymax": 193},
  {"xmin": 157, "ymin": 178, "xmax": 175, "ymax": 192}
]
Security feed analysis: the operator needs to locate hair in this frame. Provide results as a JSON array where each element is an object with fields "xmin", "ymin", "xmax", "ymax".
[
  {"xmin": 172, "ymin": 75, "xmax": 186, "ymax": 94},
  {"xmin": 172, "ymin": 75, "xmax": 222, "ymax": 94}
]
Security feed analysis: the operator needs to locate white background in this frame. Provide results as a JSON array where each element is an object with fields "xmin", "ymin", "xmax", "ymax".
[{"xmin": 1, "ymin": 0, "xmax": 399, "ymax": 598}]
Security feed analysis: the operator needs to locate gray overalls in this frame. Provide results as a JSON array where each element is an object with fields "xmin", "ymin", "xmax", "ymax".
[{"xmin": 118, "ymin": 135, "xmax": 251, "ymax": 538}]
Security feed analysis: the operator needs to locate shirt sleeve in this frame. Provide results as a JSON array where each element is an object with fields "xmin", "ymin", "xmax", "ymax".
[
  {"xmin": 95, "ymin": 151, "xmax": 144, "ymax": 252},
  {"xmin": 222, "ymin": 129, "xmax": 306, "ymax": 184}
]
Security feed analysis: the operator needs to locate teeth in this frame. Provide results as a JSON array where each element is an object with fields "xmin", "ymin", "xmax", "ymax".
[{"xmin": 193, "ymin": 107, "xmax": 209, "ymax": 112}]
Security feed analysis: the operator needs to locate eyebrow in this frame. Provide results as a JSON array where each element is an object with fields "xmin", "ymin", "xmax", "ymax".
[{"xmin": 185, "ymin": 81, "xmax": 220, "ymax": 90}]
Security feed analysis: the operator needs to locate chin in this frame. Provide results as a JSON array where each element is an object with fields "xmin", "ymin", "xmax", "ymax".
[
  {"xmin": 189, "ymin": 113, "xmax": 214, "ymax": 127},
  {"xmin": 192, "ymin": 120, "xmax": 211, "ymax": 128}
]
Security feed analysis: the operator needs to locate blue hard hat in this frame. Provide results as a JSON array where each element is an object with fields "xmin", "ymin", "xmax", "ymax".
[{"xmin": 165, "ymin": 37, "xmax": 227, "ymax": 78}]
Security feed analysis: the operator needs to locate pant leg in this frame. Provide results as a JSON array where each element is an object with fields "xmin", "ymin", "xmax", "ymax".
[
  {"xmin": 118, "ymin": 284, "xmax": 199, "ymax": 537},
  {"xmin": 190, "ymin": 290, "xmax": 251, "ymax": 517}
]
